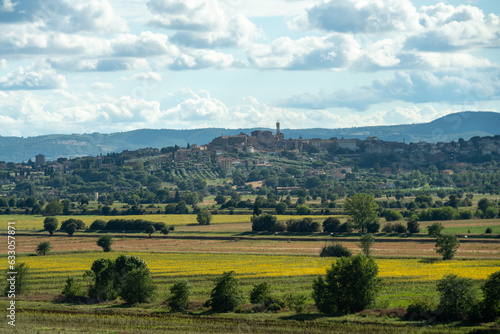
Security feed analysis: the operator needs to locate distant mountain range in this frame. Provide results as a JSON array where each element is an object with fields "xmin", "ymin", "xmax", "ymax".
[{"xmin": 1, "ymin": 111, "xmax": 499, "ymax": 163}]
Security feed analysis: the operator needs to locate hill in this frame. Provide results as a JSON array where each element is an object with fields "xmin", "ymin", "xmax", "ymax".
[{"xmin": 1, "ymin": 111, "xmax": 498, "ymax": 162}]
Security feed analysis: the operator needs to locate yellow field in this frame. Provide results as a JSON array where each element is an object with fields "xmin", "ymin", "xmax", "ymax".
[
  {"xmin": 0, "ymin": 214, "xmax": 339, "ymax": 230},
  {"xmin": 12, "ymin": 252, "xmax": 500, "ymax": 281}
]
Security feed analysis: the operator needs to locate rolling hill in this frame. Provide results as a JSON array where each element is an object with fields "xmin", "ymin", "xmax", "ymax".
[{"xmin": 1, "ymin": 111, "xmax": 498, "ymax": 163}]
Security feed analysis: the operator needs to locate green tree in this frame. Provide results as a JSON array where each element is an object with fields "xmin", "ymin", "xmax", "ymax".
[
  {"xmin": 161, "ymin": 226, "xmax": 170, "ymax": 237},
  {"xmin": 97, "ymin": 235, "xmax": 113, "ymax": 252},
  {"xmin": 357, "ymin": 233, "xmax": 375, "ymax": 257},
  {"xmin": 167, "ymin": 279, "xmax": 192, "ymax": 312},
  {"xmin": 407, "ymin": 219, "xmax": 420, "ymax": 234},
  {"xmin": 44, "ymin": 200, "xmax": 63, "ymax": 215},
  {"xmin": 481, "ymin": 270, "xmax": 500, "ymax": 320},
  {"xmin": 4, "ymin": 263, "xmax": 29, "ymax": 296},
  {"xmin": 36, "ymin": 241, "xmax": 52, "ymax": 255},
  {"xmin": 145, "ymin": 224, "xmax": 156, "ymax": 236},
  {"xmin": 322, "ymin": 217, "xmax": 341, "ymax": 233},
  {"xmin": 436, "ymin": 274, "xmax": 480, "ymax": 321},
  {"xmin": 65, "ymin": 222, "xmax": 78, "ymax": 236},
  {"xmin": 86, "ymin": 258, "xmax": 116, "ymax": 301},
  {"xmin": 250, "ymin": 282, "xmax": 272, "ymax": 304},
  {"xmin": 435, "ymin": 235, "xmax": 460, "ymax": 260},
  {"xmin": 208, "ymin": 271, "xmax": 244, "ymax": 312},
  {"xmin": 119, "ymin": 266, "xmax": 156, "ymax": 304},
  {"xmin": 296, "ymin": 204, "xmax": 312, "ymax": 215},
  {"xmin": 320, "ymin": 243, "xmax": 352, "ymax": 257},
  {"xmin": 275, "ymin": 202, "xmax": 287, "ymax": 214},
  {"xmin": 43, "ymin": 217, "xmax": 58, "ymax": 236},
  {"xmin": 62, "ymin": 277, "xmax": 82, "ymax": 298},
  {"xmin": 312, "ymin": 254, "xmax": 380, "ymax": 314},
  {"xmin": 428, "ymin": 222, "xmax": 444, "ymax": 237},
  {"xmin": 344, "ymin": 193, "xmax": 379, "ymax": 233},
  {"xmin": 196, "ymin": 208, "xmax": 212, "ymax": 225}
]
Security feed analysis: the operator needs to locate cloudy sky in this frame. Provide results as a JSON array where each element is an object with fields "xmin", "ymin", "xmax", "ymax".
[{"xmin": 0, "ymin": 0, "xmax": 499, "ymax": 136}]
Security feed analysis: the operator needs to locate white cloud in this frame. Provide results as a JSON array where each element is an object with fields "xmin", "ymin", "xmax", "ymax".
[
  {"xmin": 291, "ymin": 0, "xmax": 420, "ymax": 34},
  {"xmin": 50, "ymin": 58, "xmax": 149, "ymax": 72},
  {"xmin": 0, "ymin": 58, "xmax": 7, "ymax": 69},
  {"xmin": 90, "ymin": 82, "xmax": 115, "ymax": 90},
  {"xmin": 132, "ymin": 72, "xmax": 163, "ymax": 82},
  {"xmin": 406, "ymin": 3, "xmax": 500, "ymax": 50},
  {"xmin": 247, "ymin": 34, "xmax": 361, "ymax": 70},
  {"xmin": 282, "ymin": 70, "xmax": 500, "ymax": 110},
  {"xmin": 0, "ymin": 62, "xmax": 66, "ymax": 90},
  {"xmin": 111, "ymin": 32, "xmax": 179, "ymax": 57},
  {"xmin": 147, "ymin": 0, "xmax": 261, "ymax": 48},
  {"xmin": 166, "ymin": 49, "xmax": 236, "ymax": 70}
]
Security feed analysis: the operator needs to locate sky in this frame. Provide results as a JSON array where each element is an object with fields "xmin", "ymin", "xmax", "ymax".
[{"xmin": 0, "ymin": 0, "xmax": 499, "ymax": 137}]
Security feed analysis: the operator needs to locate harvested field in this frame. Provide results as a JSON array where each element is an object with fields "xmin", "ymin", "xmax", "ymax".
[{"xmin": 9, "ymin": 235, "xmax": 500, "ymax": 258}]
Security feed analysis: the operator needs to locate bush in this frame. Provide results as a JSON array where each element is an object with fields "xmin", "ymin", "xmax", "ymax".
[
  {"xmin": 436, "ymin": 274, "xmax": 480, "ymax": 321},
  {"xmin": 337, "ymin": 222, "xmax": 353, "ymax": 233},
  {"xmin": 428, "ymin": 222, "xmax": 444, "ymax": 237},
  {"xmin": 97, "ymin": 235, "xmax": 113, "ymax": 252},
  {"xmin": 382, "ymin": 223, "xmax": 394, "ymax": 233},
  {"xmin": 36, "ymin": 241, "xmax": 52, "ymax": 255},
  {"xmin": 61, "ymin": 218, "xmax": 85, "ymax": 230},
  {"xmin": 167, "ymin": 280, "xmax": 192, "ymax": 312},
  {"xmin": 250, "ymin": 282, "xmax": 272, "ymax": 304},
  {"xmin": 43, "ymin": 217, "xmax": 58, "ymax": 236},
  {"xmin": 208, "ymin": 271, "xmax": 244, "ymax": 312},
  {"xmin": 286, "ymin": 218, "xmax": 321, "ymax": 233},
  {"xmin": 89, "ymin": 219, "xmax": 107, "ymax": 230},
  {"xmin": 459, "ymin": 210, "xmax": 473, "ymax": 220},
  {"xmin": 196, "ymin": 209, "xmax": 212, "ymax": 225},
  {"xmin": 485, "ymin": 227, "xmax": 493, "ymax": 234},
  {"xmin": 312, "ymin": 254, "xmax": 380, "ymax": 314},
  {"xmin": 435, "ymin": 235, "xmax": 460, "ymax": 260},
  {"xmin": 296, "ymin": 205, "xmax": 312, "ymax": 215},
  {"xmin": 481, "ymin": 270, "xmax": 500, "ymax": 320},
  {"xmin": 405, "ymin": 296, "xmax": 438, "ymax": 321},
  {"xmin": 62, "ymin": 277, "xmax": 82, "ymax": 298},
  {"xmin": 4, "ymin": 263, "xmax": 29, "ymax": 296},
  {"xmin": 392, "ymin": 222, "xmax": 406, "ymax": 234},
  {"xmin": 407, "ymin": 219, "xmax": 420, "ymax": 234},
  {"xmin": 161, "ymin": 227, "xmax": 170, "ymax": 236},
  {"xmin": 251, "ymin": 214, "xmax": 278, "ymax": 232},
  {"xmin": 366, "ymin": 221, "xmax": 380, "ymax": 233},
  {"xmin": 323, "ymin": 217, "xmax": 341, "ymax": 233},
  {"xmin": 320, "ymin": 243, "xmax": 352, "ymax": 257},
  {"xmin": 384, "ymin": 209, "xmax": 403, "ymax": 221}
]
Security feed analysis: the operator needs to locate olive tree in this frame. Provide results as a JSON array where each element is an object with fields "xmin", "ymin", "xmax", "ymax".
[{"xmin": 312, "ymin": 254, "xmax": 380, "ymax": 314}]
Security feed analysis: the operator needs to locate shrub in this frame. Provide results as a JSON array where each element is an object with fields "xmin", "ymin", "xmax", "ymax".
[
  {"xmin": 89, "ymin": 219, "xmax": 107, "ymax": 230},
  {"xmin": 428, "ymin": 222, "xmax": 444, "ymax": 237},
  {"xmin": 196, "ymin": 209, "xmax": 212, "ymax": 225},
  {"xmin": 485, "ymin": 227, "xmax": 493, "ymax": 234},
  {"xmin": 4, "ymin": 262, "xmax": 29, "ymax": 296},
  {"xmin": 384, "ymin": 209, "xmax": 403, "ymax": 221},
  {"xmin": 436, "ymin": 274, "xmax": 480, "ymax": 321},
  {"xmin": 161, "ymin": 227, "xmax": 170, "ymax": 236},
  {"xmin": 167, "ymin": 280, "xmax": 192, "ymax": 312},
  {"xmin": 275, "ymin": 202, "xmax": 288, "ymax": 214},
  {"xmin": 392, "ymin": 222, "xmax": 407, "ymax": 234},
  {"xmin": 62, "ymin": 277, "xmax": 82, "ymax": 298},
  {"xmin": 323, "ymin": 217, "xmax": 341, "ymax": 233},
  {"xmin": 435, "ymin": 235, "xmax": 460, "ymax": 260},
  {"xmin": 312, "ymin": 254, "xmax": 380, "ymax": 314},
  {"xmin": 366, "ymin": 221, "xmax": 380, "ymax": 233},
  {"xmin": 251, "ymin": 214, "xmax": 278, "ymax": 232},
  {"xmin": 250, "ymin": 282, "xmax": 272, "ymax": 304},
  {"xmin": 36, "ymin": 241, "xmax": 52, "ymax": 255},
  {"xmin": 459, "ymin": 210, "xmax": 473, "ymax": 220},
  {"xmin": 407, "ymin": 219, "xmax": 420, "ymax": 234},
  {"xmin": 481, "ymin": 270, "xmax": 500, "ymax": 320},
  {"xmin": 405, "ymin": 296, "xmax": 438, "ymax": 321},
  {"xmin": 337, "ymin": 222, "xmax": 353, "ymax": 233},
  {"xmin": 97, "ymin": 235, "xmax": 113, "ymax": 252},
  {"xmin": 382, "ymin": 223, "xmax": 394, "ymax": 233},
  {"xmin": 208, "ymin": 271, "xmax": 244, "ymax": 312},
  {"xmin": 296, "ymin": 205, "xmax": 312, "ymax": 215},
  {"xmin": 43, "ymin": 217, "xmax": 58, "ymax": 236},
  {"xmin": 320, "ymin": 243, "xmax": 352, "ymax": 258},
  {"xmin": 287, "ymin": 218, "xmax": 321, "ymax": 233}
]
